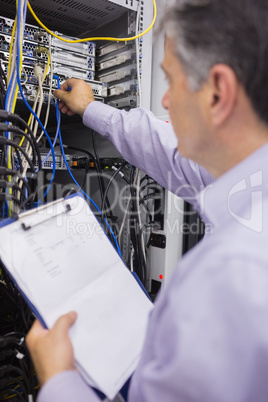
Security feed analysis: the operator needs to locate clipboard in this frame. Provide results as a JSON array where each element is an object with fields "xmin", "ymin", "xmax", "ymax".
[{"xmin": 0, "ymin": 193, "xmax": 153, "ymax": 400}]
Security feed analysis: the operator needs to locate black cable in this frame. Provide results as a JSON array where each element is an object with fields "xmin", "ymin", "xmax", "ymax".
[
  {"xmin": 4, "ymin": 365, "xmax": 31, "ymax": 394},
  {"xmin": 10, "ymin": 144, "xmax": 24, "ymax": 174},
  {"xmin": 140, "ymin": 192, "xmax": 163, "ymax": 204},
  {"xmin": 140, "ymin": 182, "xmax": 159, "ymax": 195},
  {"xmin": 0, "ymin": 169, "xmax": 33, "ymax": 207},
  {"xmin": 0, "ymin": 376, "xmax": 28, "ymax": 401},
  {"xmin": 79, "ymin": 159, "xmax": 89, "ymax": 191},
  {"xmin": 0, "ymin": 126, "xmax": 38, "ymax": 169},
  {"xmin": 91, "ymin": 132, "xmax": 120, "ymax": 238},
  {"xmin": 0, "ymin": 167, "xmax": 17, "ymax": 176},
  {"xmin": 65, "ymin": 145, "xmax": 96, "ymax": 164},
  {"xmin": 0, "ymin": 123, "xmax": 41, "ymax": 170},
  {"xmin": 0, "ymin": 180, "xmax": 23, "ymax": 194},
  {"xmin": 0, "ymin": 111, "xmax": 35, "ymax": 140},
  {"xmin": 91, "ymin": 132, "xmax": 113, "ymax": 214},
  {"xmin": 0, "ymin": 193, "xmax": 21, "ymax": 206},
  {"xmin": 64, "ymin": 146, "xmax": 92, "ymax": 191},
  {"xmin": 0, "ymin": 146, "xmax": 6, "ymax": 168},
  {"xmin": 128, "ymin": 167, "xmax": 147, "ymax": 285},
  {"xmin": 101, "ymin": 162, "xmax": 128, "ymax": 219},
  {"xmin": 0, "ymin": 388, "xmax": 27, "ymax": 402},
  {"xmin": 16, "ymin": 176, "xmax": 32, "ymax": 202},
  {"xmin": 18, "ymin": 191, "xmax": 37, "ymax": 211},
  {"xmin": 0, "ymin": 138, "xmax": 35, "ymax": 172}
]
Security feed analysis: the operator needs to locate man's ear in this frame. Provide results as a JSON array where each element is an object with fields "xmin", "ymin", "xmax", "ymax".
[{"xmin": 208, "ymin": 64, "xmax": 238, "ymax": 127}]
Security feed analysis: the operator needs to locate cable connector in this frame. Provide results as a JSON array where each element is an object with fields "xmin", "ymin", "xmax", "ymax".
[
  {"xmin": 112, "ymin": 165, "xmax": 124, "ymax": 178},
  {"xmin": 34, "ymin": 65, "xmax": 43, "ymax": 81},
  {"xmin": 36, "ymin": 46, "xmax": 47, "ymax": 54}
]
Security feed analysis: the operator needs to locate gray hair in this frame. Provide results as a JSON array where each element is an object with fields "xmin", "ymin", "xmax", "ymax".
[{"xmin": 160, "ymin": 0, "xmax": 268, "ymax": 124}]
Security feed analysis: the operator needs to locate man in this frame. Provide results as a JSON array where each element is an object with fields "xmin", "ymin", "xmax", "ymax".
[{"xmin": 27, "ymin": 0, "xmax": 268, "ymax": 401}]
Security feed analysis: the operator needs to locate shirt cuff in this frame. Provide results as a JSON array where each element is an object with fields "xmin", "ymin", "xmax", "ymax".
[
  {"xmin": 82, "ymin": 101, "xmax": 117, "ymax": 137},
  {"xmin": 37, "ymin": 370, "xmax": 100, "ymax": 402}
]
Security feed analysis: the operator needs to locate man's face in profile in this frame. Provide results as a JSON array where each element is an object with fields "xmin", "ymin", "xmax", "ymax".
[{"xmin": 161, "ymin": 37, "xmax": 211, "ymax": 165}]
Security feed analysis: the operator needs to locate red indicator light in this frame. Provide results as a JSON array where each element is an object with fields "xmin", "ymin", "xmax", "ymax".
[{"xmin": 159, "ymin": 275, "xmax": 163, "ymax": 280}]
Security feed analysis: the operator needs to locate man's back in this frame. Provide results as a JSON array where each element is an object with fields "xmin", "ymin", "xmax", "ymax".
[{"xmin": 129, "ymin": 143, "xmax": 268, "ymax": 402}]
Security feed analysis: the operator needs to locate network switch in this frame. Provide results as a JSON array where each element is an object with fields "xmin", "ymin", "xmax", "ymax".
[
  {"xmin": 51, "ymin": 50, "xmax": 95, "ymax": 71},
  {"xmin": 0, "ymin": 16, "xmax": 96, "ymax": 57},
  {"xmin": 53, "ymin": 62, "xmax": 95, "ymax": 81},
  {"xmin": 34, "ymin": 152, "xmax": 71, "ymax": 170}
]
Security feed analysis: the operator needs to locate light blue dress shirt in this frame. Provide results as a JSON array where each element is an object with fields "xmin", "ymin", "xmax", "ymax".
[{"xmin": 38, "ymin": 102, "xmax": 268, "ymax": 402}]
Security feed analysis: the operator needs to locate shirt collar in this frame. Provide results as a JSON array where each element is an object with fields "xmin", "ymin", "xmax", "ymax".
[{"xmin": 195, "ymin": 143, "xmax": 268, "ymax": 232}]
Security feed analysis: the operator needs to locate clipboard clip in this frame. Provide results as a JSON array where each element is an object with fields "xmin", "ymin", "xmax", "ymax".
[{"xmin": 20, "ymin": 202, "xmax": 71, "ymax": 231}]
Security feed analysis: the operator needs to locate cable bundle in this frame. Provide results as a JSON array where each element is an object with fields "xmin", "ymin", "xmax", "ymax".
[
  {"xmin": 0, "ymin": 266, "xmax": 37, "ymax": 401},
  {"xmin": 0, "ymin": 110, "xmax": 42, "ymax": 216}
]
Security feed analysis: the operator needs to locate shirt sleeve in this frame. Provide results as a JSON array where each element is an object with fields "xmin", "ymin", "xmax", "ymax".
[
  {"xmin": 83, "ymin": 102, "xmax": 214, "ymax": 203},
  {"xmin": 37, "ymin": 371, "xmax": 101, "ymax": 402}
]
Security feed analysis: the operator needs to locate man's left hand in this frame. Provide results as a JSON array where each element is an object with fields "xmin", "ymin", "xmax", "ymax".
[{"xmin": 26, "ymin": 311, "xmax": 77, "ymax": 386}]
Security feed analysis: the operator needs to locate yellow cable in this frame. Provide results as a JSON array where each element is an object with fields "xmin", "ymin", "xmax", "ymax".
[
  {"xmin": 19, "ymin": 47, "xmax": 50, "ymax": 146},
  {"xmin": 39, "ymin": 47, "xmax": 51, "ymax": 79},
  {"xmin": 28, "ymin": 0, "xmax": 157, "ymax": 43},
  {"xmin": 10, "ymin": 0, "xmax": 23, "ymax": 116},
  {"xmin": 8, "ymin": 0, "xmax": 24, "ymax": 216}
]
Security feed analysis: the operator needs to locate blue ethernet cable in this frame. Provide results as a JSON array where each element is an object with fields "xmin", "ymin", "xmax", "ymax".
[
  {"xmin": 53, "ymin": 75, "xmax": 122, "ymax": 257},
  {"xmin": 41, "ymin": 99, "xmax": 61, "ymax": 167},
  {"xmin": 16, "ymin": 0, "xmax": 56, "ymax": 200}
]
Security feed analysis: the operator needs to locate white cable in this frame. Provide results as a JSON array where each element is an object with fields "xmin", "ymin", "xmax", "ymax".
[
  {"xmin": 20, "ymin": 74, "xmax": 43, "ymax": 182},
  {"xmin": 130, "ymin": 247, "xmax": 134, "ymax": 272},
  {"xmin": 6, "ymin": 31, "xmax": 18, "ymax": 112},
  {"xmin": 37, "ymin": 35, "xmax": 53, "ymax": 143},
  {"xmin": 135, "ymin": 0, "xmax": 142, "ymax": 108},
  {"xmin": 32, "ymin": 73, "xmax": 44, "ymax": 138}
]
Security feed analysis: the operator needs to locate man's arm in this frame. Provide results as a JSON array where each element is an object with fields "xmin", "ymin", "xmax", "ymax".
[{"xmin": 54, "ymin": 79, "xmax": 214, "ymax": 204}]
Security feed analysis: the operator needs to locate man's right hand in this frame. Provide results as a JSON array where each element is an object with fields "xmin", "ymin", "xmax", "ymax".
[{"xmin": 53, "ymin": 78, "xmax": 95, "ymax": 117}]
